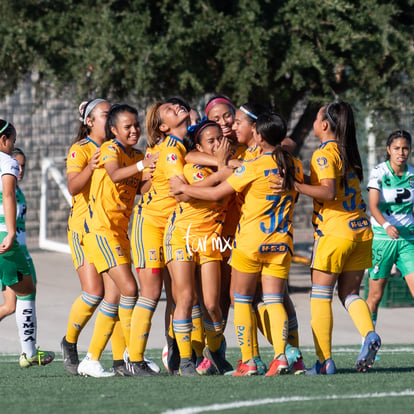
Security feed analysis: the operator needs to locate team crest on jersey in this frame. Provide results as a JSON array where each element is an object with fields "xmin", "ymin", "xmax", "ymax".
[
  {"xmin": 175, "ymin": 249, "xmax": 185, "ymax": 261},
  {"xmin": 234, "ymin": 165, "xmax": 246, "ymax": 177},
  {"xmin": 108, "ymin": 144, "xmax": 117, "ymax": 153},
  {"xmin": 317, "ymin": 157, "xmax": 327, "ymax": 167},
  {"xmin": 193, "ymin": 171, "xmax": 204, "ymax": 181},
  {"xmin": 70, "ymin": 151, "xmax": 77, "ymax": 159},
  {"xmin": 149, "ymin": 249, "xmax": 157, "ymax": 261},
  {"xmin": 167, "ymin": 153, "xmax": 177, "ymax": 164},
  {"xmin": 409, "ymin": 177, "xmax": 414, "ymax": 188},
  {"xmin": 115, "ymin": 245, "xmax": 125, "ymax": 257}
]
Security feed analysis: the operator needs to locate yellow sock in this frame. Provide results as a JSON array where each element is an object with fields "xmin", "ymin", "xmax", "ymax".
[
  {"xmin": 173, "ymin": 318, "xmax": 193, "ymax": 359},
  {"xmin": 129, "ymin": 297, "xmax": 157, "ymax": 361},
  {"xmin": 288, "ymin": 312, "xmax": 299, "ymax": 348},
  {"xmin": 204, "ymin": 320, "xmax": 222, "ymax": 352},
  {"xmin": 255, "ymin": 300, "xmax": 273, "ymax": 344},
  {"xmin": 344, "ymin": 294, "xmax": 374, "ymax": 337},
  {"xmin": 65, "ymin": 292, "xmax": 101, "ymax": 343},
  {"xmin": 118, "ymin": 295, "xmax": 136, "ymax": 349},
  {"xmin": 111, "ymin": 317, "xmax": 126, "ymax": 361},
  {"xmin": 310, "ymin": 284, "xmax": 334, "ymax": 362},
  {"xmin": 191, "ymin": 305, "xmax": 204, "ymax": 358},
  {"xmin": 263, "ymin": 293, "xmax": 288, "ymax": 357},
  {"xmin": 88, "ymin": 301, "xmax": 117, "ymax": 360},
  {"xmin": 251, "ymin": 308, "xmax": 260, "ymax": 358},
  {"xmin": 234, "ymin": 293, "xmax": 254, "ymax": 362}
]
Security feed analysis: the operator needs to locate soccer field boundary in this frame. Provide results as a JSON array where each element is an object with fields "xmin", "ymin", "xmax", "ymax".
[{"xmin": 161, "ymin": 390, "xmax": 414, "ymax": 414}]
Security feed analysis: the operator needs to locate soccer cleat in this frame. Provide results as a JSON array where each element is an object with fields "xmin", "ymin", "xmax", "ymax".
[
  {"xmin": 203, "ymin": 347, "xmax": 233, "ymax": 374},
  {"xmin": 144, "ymin": 356, "xmax": 161, "ymax": 374},
  {"xmin": 290, "ymin": 358, "xmax": 306, "ymax": 375},
  {"xmin": 111, "ymin": 360, "xmax": 126, "ymax": 376},
  {"xmin": 179, "ymin": 358, "xmax": 198, "ymax": 376},
  {"xmin": 196, "ymin": 356, "xmax": 217, "ymax": 375},
  {"xmin": 19, "ymin": 348, "xmax": 55, "ymax": 368},
  {"xmin": 356, "ymin": 331, "xmax": 381, "ymax": 372},
  {"xmin": 305, "ymin": 358, "xmax": 337, "ymax": 375},
  {"xmin": 166, "ymin": 334, "xmax": 180, "ymax": 373},
  {"xmin": 253, "ymin": 356, "xmax": 267, "ymax": 375},
  {"xmin": 123, "ymin": 360, "xmax": 158, "ymax": 376},
  {"xmin": 232, "ymin": 359, "xmax": 257, "ymax": 376},
  {"xmin": 265, "ymin": 355, "xmax": 289, "ymax": 376},
  {"xmin": 61, "ymin": 336, "xmax": 79, "ymax": 375},
  {"xmin": 285, "ymin": 343, "xmax": 302, "ymax": 368},
  {"xmin": 77, "ymin": 355, "xmax": 115, "ymax": 377}
]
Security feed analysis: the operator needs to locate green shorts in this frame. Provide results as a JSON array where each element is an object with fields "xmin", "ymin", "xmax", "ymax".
[
  {"xmin": 369, "ymin": 238, "xmax": 414, "ymax": 279},
  {"xmin": 0, "ymin": 233, "xmax": 32, "ymax": 288}
]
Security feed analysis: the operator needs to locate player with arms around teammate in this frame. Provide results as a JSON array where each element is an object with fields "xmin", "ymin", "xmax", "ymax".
[
  {"xmin": 170, "ymin": 112, "xmax": 303, "ymax": 376},
  {"xmin": 0, "ymin": 119, "xmax": 54, "ymax": 367}
]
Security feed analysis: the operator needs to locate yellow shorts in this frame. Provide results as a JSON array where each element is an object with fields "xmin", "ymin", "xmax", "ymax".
[
  {"xmin": 311, "ymin": 234, "xmax": 372, "ymax": 273},
  {"xmin": 83, "ymin": 232, "xmax": 131, "ymax": 274},
  {"xmin": 67, "ymin": 230, "xmax": 85, "ymax": 270},
  {"xmin": 164, "ymin": 221, "xmax": 222, "ymax": 265},
  {"xmin": 229, "ymin": 247, "xmax": 291, "ymax": 279},
  {"xmin": 131, "ymin": 208, "xmax": 165, "ymax": 269}
]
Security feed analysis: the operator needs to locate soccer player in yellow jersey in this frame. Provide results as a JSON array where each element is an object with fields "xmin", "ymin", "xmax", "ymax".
[
  {"xmin": 62, "ymin": 99, "xmax": 121, "ymax": 376},
  {"xmin": 294, "ymin": 101, "xmax": 380, "ymax": 375},
  {"xmin": 77, "ymin": 104, "xmax": 158, "ymax": 377},
  {"xmin": 170, "ymin": 111, "xmax": 303, "ymax": 376},
  {"xmin": 164, "ymin": 120, "xmax": 234, "ymax": 375},
  {"xmin": 129, "ymin": 100, "xmax": 189, "ymax": 374}
]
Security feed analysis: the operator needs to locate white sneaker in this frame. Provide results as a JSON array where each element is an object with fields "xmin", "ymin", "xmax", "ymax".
[{"xmin": 77, "ymin": 354, "xmax": 115, "ymax": 378}]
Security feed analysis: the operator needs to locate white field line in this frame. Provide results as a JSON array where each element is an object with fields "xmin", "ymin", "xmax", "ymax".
[{"xmin": 162, "ymin": 390, "xmax": 414, "ymax": 414}]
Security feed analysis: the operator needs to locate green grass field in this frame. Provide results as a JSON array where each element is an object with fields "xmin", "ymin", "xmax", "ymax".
[{"xmin": 2, "ymin": 345, "xmax": 414, "ymax": 414}]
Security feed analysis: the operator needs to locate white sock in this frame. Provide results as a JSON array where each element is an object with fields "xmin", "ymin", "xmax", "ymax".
[{"xmin": 15, "ymin": 299, "xmax": 37, "ymax": 357}]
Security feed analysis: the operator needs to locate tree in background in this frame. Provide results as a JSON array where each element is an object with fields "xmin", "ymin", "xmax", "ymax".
[{"xmin": 1, "ymin": 0, "xmax": 413, "ymax": 152}]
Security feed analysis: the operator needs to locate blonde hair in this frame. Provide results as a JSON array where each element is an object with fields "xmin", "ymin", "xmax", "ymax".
[{"xmin": 146, "ymin": 102, "xmax": 164, "ymax": 147}]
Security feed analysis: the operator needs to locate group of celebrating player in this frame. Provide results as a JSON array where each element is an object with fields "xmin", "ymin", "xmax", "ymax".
[{"xmin": 2, "ymin": 92, "xmax": 414, "ymax": 378}]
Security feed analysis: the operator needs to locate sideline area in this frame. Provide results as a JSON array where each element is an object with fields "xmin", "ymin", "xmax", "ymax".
[{"xmin": 1, "ymin": 249, "xmax": 414, "ymax": 354}]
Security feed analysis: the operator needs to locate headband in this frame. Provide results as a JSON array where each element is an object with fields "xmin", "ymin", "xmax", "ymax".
[
  {"xmin": 325, "ymin": 104, "xmax": 336, "ymax": 129},
  {"xmin": 0, "ymin": 122, "xmax": 9, "ymax": 134},
  {"xmin": 194, "ymin": 121, "xmax": 219, "ymax": 144},
  {"xmin": 79, "ymin": 99, "xmax": 106, "ymax": 124},
  {"xmin": 240, "ymin": 105, "xmax": 258, "ymax": 120},
  {"xmin": 205, "ymin": 98, "xmax": 234, "ymax": 116}
]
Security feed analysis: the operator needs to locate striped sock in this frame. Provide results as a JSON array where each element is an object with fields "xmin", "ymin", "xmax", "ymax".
[
  {"xmin": 288, "ymin": 312, "xmax": 299, "ymax": 348},
  {"xmin": 65, "ymin": 292, "xmax": 102, "ymax": 343},
  {"xmin": 234, "ymin": 292, "xmax": 254, "ymax": 362},
  {"xmin": 310, "ymin": 284, "xmax": 334, "ymax": 362},
  {"xmin": 129, "ymin": 297, "xmax": 158, "ymax": 361},
  {"xmin": 191, "ymin": 304, "xmax": 204, "ymax": 358},
  {"xmin": 111, "ymin": 317, "xmax": 126, "ymax": 361},
  {"xmin": 88, "ymin": 301, "xmax": 118, "ymax": 360},
  {"xmin": 204, "ymin": 319, "xmax": 222, "ymax": 353},
  {"xmin": 344, "ymin": 294, "xmax": 374, "ymax": 338},
  {"xmin": 173, "ymin": 319, "xmax": 193, "ymax": 359},
  {"xmin": 119, "ymin": 295, "xmax": 137, "ymax": 349}
]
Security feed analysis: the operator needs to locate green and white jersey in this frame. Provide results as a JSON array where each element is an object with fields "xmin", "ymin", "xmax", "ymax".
[
  {"xmin": 0, "ymin": 151, "xmax": 19, "ymax": 233},
  {"xmin": 367, "ymin": 160, "xmax": 414, "ymax": 240},
  {"xmin": 16, "ymin": 185, "xmax": 27, "ymax": 246}
]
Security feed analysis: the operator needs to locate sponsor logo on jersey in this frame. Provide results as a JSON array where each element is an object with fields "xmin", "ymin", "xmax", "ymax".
[
  {"xmin": 149, "ymin": 249, "xmax": 157, "ymax": 261},
  {"xmin": 193, "ymin": 171, "xmax": 204, "ymax": 181},
  {"xmin": 317, "ymin": 157, "xmax": 327, "ymax": 167},
  {"xmin": 70, "ymin": 151, "xmax": 77, "ymax": 159},
  {"xmin": 348, "ymin": 217, "xmax": 370, "ymax": 230},
  {"xmin": 234, "ymin": 165, "xmax": 245, "ymax": 177},
  {"xmin": 259, "ymin": 243, "xmax": 288, "ymax": 253},
  {"xmin": 167, "ymin": 153, "xmax": 177, "ymax": 164},
  {"xmin": 108, "ymin": 144, "xmax": 117, "ymax": 153}
]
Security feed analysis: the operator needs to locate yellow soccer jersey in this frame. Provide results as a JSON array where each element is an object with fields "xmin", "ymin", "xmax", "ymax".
[
  {"xmin": 310, "ymin": 140, "xmax": 372, "ymax": 241},
  {"xmin": 239, "ymin": 144, "xmax": 261, "ymax": 161},
  {"xmin": 67, "ymin": 137, "xmax": 100, "ymax": 233},
  {"xmin": 175, "ymin": 163, "xmax": 226, "ymax": 235},
  {"xmin": 86, "ymin": 139, "xmax": 143, "ymax": 238},
  {"xmin": 226, "ymin": 152, "xmax": 303, "ymax": 264},
  {"xmin": 138, "ymin": 135, "xmax": 187, "ymax": 225}
]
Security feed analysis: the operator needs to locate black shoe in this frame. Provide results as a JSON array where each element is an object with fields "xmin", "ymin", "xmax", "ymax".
[
  {"xmin": 166, "ymin": 334, "xmax": 180, "ymax": 372},
  {"xmin": 112, "ymin": 360, "xmax": 126, "ymax": 376},
  {"xmin": 61, "ymin": 336, "xmax": 79, "ymax": 375},
  {"xmin": 179, "ymin": 358, "xmax": 198, "ymax": 376},
  {"xmin": 123, "ymin": 360, "xmax": 158, "ymax": 376},
  {"xmin": 203, "ymin": 347, "xmax": 233, "ymax": 374}
]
